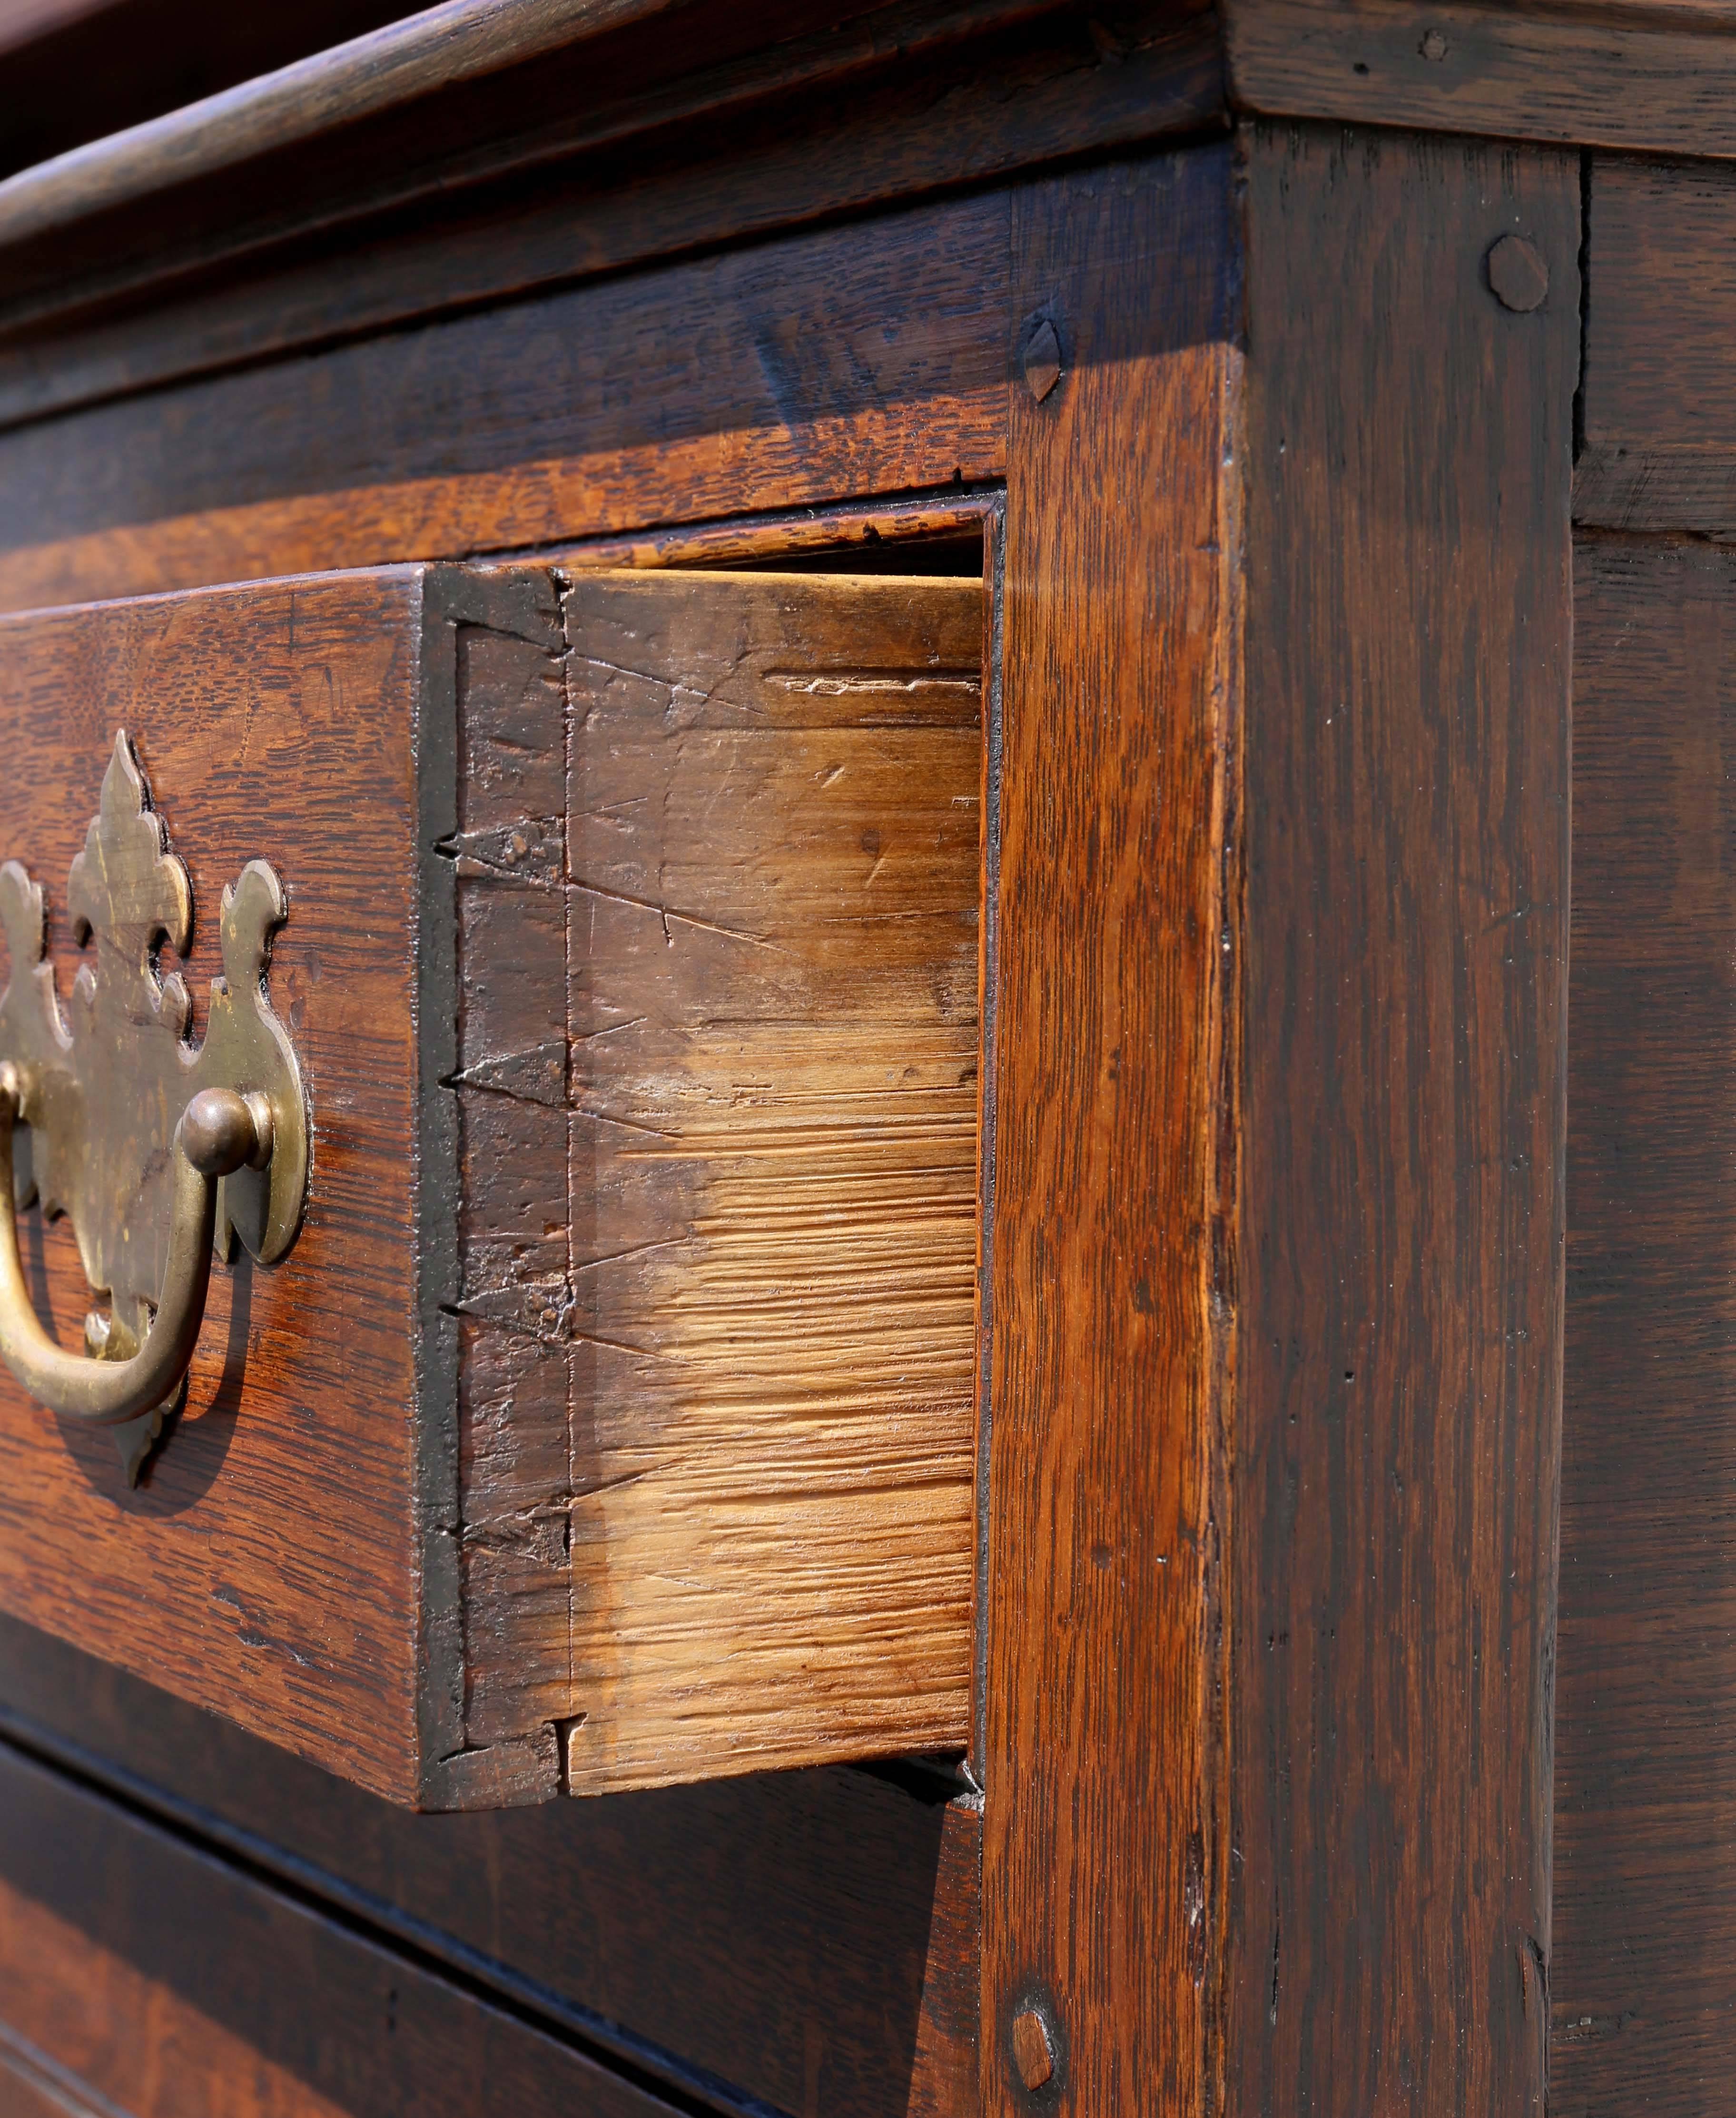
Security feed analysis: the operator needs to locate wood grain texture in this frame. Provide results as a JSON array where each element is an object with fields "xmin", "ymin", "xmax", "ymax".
[
  {"xmin": 0, "ymin": 571, "xmax": 428, "ymax": 1803},
  {"xmin": 1230, "ymin": 124, "xmax": 1575, "ymax": 2115},
  {"xmin": 0, "ymin": 0, "xmax": 411, "ymax": 189},
  {"xmin": 0, "ymin": 566, "xmax": 580, "ymax": 1810},
  {"xmin": 445, "ymin": 591, "xmax": 573, "ymax": 1762},
  {"xmin": 1225, "ymin": 0, "xmax": 1736, "ymax": 159},
  {"xmin": 0, "ymin": 189, "xmax": 1009, "ymax": 612},
  {"xmin": 983, "ymin": 146, "xmax": 1238, "ymax": 2117},
  {"xmin": 557, "ymin": 569, "xmax": 980, "ymax": 1790},
  {"xmin": 1575, "ymin": 157, "xmax": 1736, "ymax": 534},
  {"xmin": 0, "ymin": 0, "xmax": 677, "ymax": 245},
  {"xmin": 0, "ymin": 0, "xmax": 1222, "ymax": 434},
  {"xmin": 0, "ymin": 1741, "xmax": 680, "ymax": 2118},
  {"xmin": 421, "ymin": 567, "xmax": 572, "ymax": 1808},
  {"xmin": 0, "ymin": 526, "xmax": 990, "ymax": 1810},
  {"xmin": 556, "ymin": 495, "xmax": 995, "ymax": 575},
  {"xmin": 0, "ymin": 1606, "xmax": 980, "ymax": 2118},
  {"xmin": 1551, "ymin": 533, "xmax": 1736, "ymax": 2118}
]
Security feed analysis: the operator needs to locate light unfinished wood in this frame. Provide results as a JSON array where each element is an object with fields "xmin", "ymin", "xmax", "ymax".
[{"xmin": 547, "ymin": 569, "xmax": 983, "ymax": 1792}]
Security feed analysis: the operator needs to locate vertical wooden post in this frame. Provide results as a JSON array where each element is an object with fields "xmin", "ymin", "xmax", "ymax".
[
  {"xmin": 1229, "ymin": 125, "xmax": 1578, "ymax": 2115},
  {"xmin": 984, "ymin": 146, "xmax": 1241, "ymax": 2116},
  {"xmin": 986, "ymin": 125, "xmax": 1577, "ymax": 2116}
]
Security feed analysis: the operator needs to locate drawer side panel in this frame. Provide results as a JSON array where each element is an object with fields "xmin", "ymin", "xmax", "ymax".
[{"xmin": 556, "ymin": 567, "xmax": 981, "ymax": 1792}]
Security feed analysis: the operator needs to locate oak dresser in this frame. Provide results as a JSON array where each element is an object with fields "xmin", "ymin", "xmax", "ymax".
[{"xmin": 0, "ymin": 1, "xmax": 1726, "ymax": 2113}]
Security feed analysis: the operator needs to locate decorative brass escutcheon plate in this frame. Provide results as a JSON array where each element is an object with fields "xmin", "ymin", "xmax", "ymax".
[{"xmin": 0, "ymin": 732, "xmax": 309, "ymax": 1482}]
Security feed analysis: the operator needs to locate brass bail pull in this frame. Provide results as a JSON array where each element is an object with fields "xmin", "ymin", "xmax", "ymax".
[
  {"xmin": 0, "ymin": 733, "xmax": 310, "ymax": 1478},
  {"xmin": 0, "ymin": 1074, "xmax": 270, "ymax": 1426}
]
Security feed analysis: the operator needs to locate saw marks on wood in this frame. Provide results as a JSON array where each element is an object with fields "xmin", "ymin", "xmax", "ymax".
[{"xmin": 561, "ymin": 569, "xmax": 982, "ymax": 1792}]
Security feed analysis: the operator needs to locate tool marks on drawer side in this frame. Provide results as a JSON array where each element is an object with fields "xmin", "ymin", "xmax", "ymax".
[{"xmin": 558, "ymin": 567, "xmax": 982, "ymax": 1793}]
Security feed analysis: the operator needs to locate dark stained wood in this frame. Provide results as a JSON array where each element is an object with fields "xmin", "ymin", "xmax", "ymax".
[
  {"xmin": 421, "ymin": 566, "xmax": 572, "ymax": 1809},
  {"xmin": 0, "ymin": 1607, "xmax": 981, "ymax": 2118},
  {"xmin": 0, "ymin": 0, "xmax": 108, "ymax": 45},
  {"xmin": 0, "ymin": 0, "xmax": 668, "ymax": 243},
  {"xmin": 1225, "ymin": 0, "xmax": 1736, "ymax": 160},
  {"xmin": 984, "ymin": 144, "xmax": 1239, "ymax": 2117},
  {"xmin": 445, "ymin": 600, "xmax": 572, "ymax": 1762},
  {"xmin": 1230, "ymin": 123, "xmax": 1576, "ymax": 2115},
  {"xmin": 555, "ymin": 570, "xmax": 980, "ymax": 1790},
  {"xmin": 0, "ymin": 1740, "xmax": 682, "ymax": 2118},
  {"xmin": 0, "ymin": 188, "xmax": 1011, "ymax": 611},
  {"xmin": 0, "ymin": 0, "xmax": 1223, "ymax": 435},
  {"xmin": 1575, "ymin": 156, "xmax": 1736, "ymax": 534},
  {"xmin": 0, "ymin": 0, "xmax": 1222, "ymax": 377},
  {"xmin": 1551, "ymin": 532, "xmax": 1736, "ymax": 2118},
  {"xmin": 0, "ymin": 0, "xmax": 411, "ymax": 187}
]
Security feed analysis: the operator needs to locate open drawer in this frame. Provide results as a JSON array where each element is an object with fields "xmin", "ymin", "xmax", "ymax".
[{"xmin": 0, "ymin": 561, "xmax": 983, "ymax": 1807}]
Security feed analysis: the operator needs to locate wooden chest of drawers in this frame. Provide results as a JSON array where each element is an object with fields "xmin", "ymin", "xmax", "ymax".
[{"xmin": 0, "ymin": 2, "xmax": 1732, "ymax": 2115}]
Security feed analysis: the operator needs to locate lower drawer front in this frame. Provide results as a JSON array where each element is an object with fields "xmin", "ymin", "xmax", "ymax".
[
  {"xmin": 0, "ymin": 1740, "xmax": 673, "ymax": 2118},
  {"xmin": 0, "ymin": 561, "xmax": 982, "ymax": 1805},
  {"xmin": 0, "ymin": 1606, "xmax": 981, "ymax": 2118}
]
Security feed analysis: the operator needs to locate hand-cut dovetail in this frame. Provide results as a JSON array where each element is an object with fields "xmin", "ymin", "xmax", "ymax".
[
  {"xmin": 449, "ymin": 1041, "xmax": 566, "ymax": 1105},
  {"xmin": 440, "ymin": 814, "xmax": 562, "ymax": 885},
  {"xmin": 1022, "ymin": 318, "xmax": 1062, "ymax": 403},
  {"xmin": 1012, "ymin": 2008, "xmax": 1055, "ymax": 2091},
  {"xmin": 1487, "ymin": 234, "xmax": 1549, "ymax": 314}
]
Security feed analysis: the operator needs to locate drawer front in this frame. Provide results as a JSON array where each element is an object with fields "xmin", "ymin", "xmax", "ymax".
[
  {"xmin": 0, "ymin": 565, "xmax": 440, "ymax": 1801},
  {"xmin": 0, "ymin": 1608, "xmax": 980, "ymax": 2118},
  {"xmin": 0, "ymin": 558, "xmax": 983, "ymax": 1805},
  {"xmin": 0, "ymin": 1738, "xmax": 676, "ymax": 2118}
]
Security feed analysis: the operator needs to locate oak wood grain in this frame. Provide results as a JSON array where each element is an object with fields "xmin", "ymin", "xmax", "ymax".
[
  {"xmin": 0, "ymin": 190, "xmax": 1010, "ymax": 612},
  {"xmin": 556, "ymin": 495, "xmax": 994, "ymax": 575},
  {"xmin": 1226, "ymin": 0, "xmax": 1736, "ymax": 159},
  {"xmin": 984, "ymin": 144, "xmax": 1239, "ymax": 2117},
  {"xmin": 0, "ymin": 571, "xmax": 429, "ymax": 1803},
  {"xmin": 0, "ymin": 0, "xmax": 1221, "ymax": 435},
  {"xmin": 1575, "ymin": 156, "xmax": 1736, "ymax": 534},
  {"xmin": 1230, "ymin": 123, "xmax": 1576, "ymax": 2116},
  {"xmin": 0, "ymin": 560, "xmax": 983, "ymax": 1804},
  {"xmin": 0, "ymin": 566, "xmax": 580, "ymax": 1810},
  {"xmin": 0, "ymin": 1739, "xmax": 680, "ymax": 2118},
  {"xmin": 556, "ymin": 568, "xmax": 981, "ymax": 1790},
  {"xmin": 0, "ymin": 1606, "xmax": 980, "ymax": 2118},
  {"xmin": 1551, "ymin": 532, "xmax": 1736, "ymax": 2118}
]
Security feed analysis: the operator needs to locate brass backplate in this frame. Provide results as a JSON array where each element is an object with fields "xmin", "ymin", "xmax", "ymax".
[{"xmin": 0, "ymin": 733, "xmax": 308, "ymax": 1478}]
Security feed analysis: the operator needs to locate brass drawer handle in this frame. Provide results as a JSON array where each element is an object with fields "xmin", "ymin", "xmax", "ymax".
[
  {"xmin": 0, "ymin": 733, "xmax": 308, "ymax": 1477},
  {"xmin": 0, "ymin": 1078, "xmax": 266, "ymax": 1424}
]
